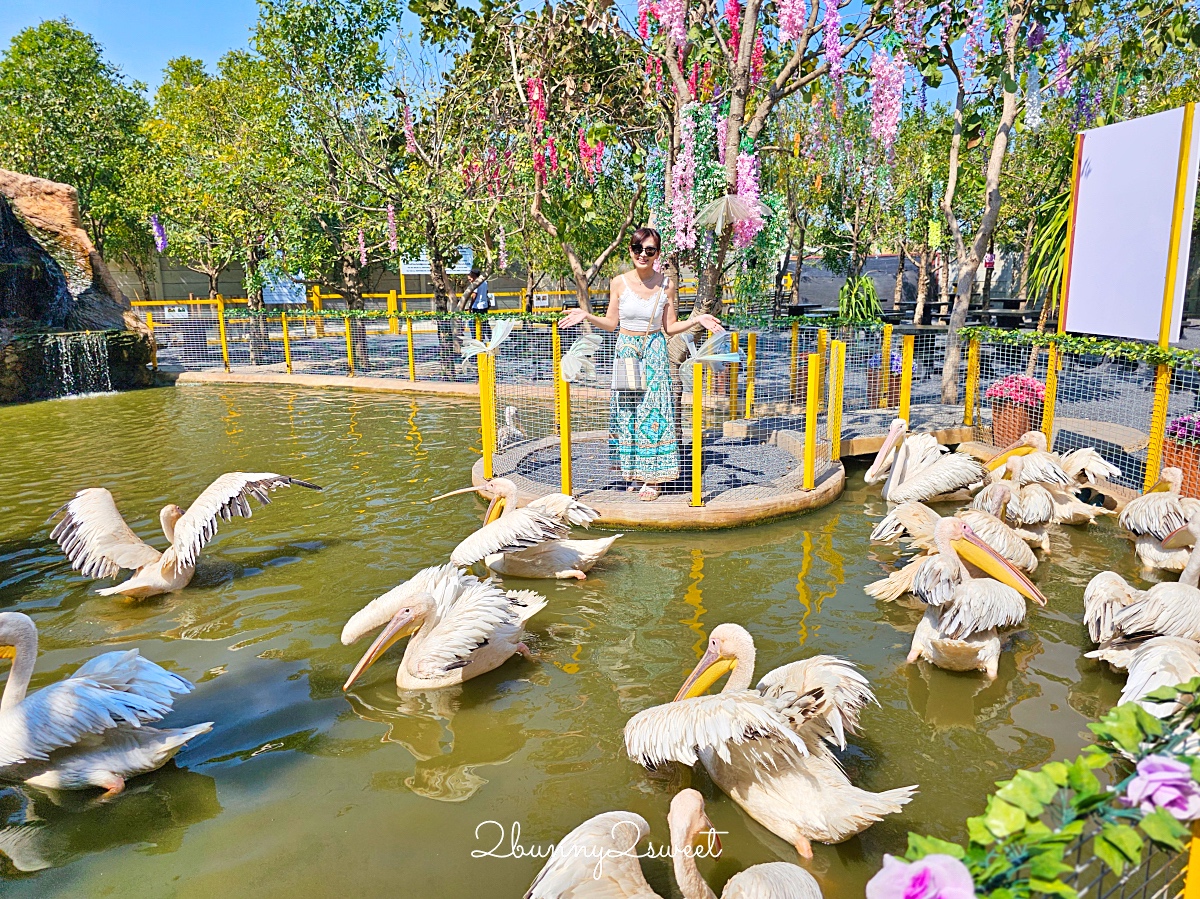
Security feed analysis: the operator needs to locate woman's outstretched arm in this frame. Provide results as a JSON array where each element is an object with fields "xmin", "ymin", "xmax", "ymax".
[{"xmin": 662, "ymin": 278, "xmax": 724, "ymax": 336}]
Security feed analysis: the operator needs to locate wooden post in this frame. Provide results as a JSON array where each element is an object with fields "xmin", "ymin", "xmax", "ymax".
[
  {"xmin": 387, "ymin": 289, "xmax": 399, "ymax": 335},
  {"xmin": 145, "ymin": 310, "xmax": 158, "ymax": 371},
  {"xmin": 829, "ymin": 340, "xmax": 846, "ymax": 461},
  {"xmin": 344, "ymin": 315, "xmax": 354, "ymax": 375},
  {"xmin": 281, "ymin": 311, "xmax": 293, "ymax": 374},
  {"xmin": 557, "ymin": 362, "xmax": 572, "ymax": 495},
  {"xmin": 744, "ymin": 332, "xmax": 757, "ymax": 419},
  {"xmin": 216, "ymin": 296, "xmax": 230, "ymax": 372},
  {"xmin": 899, "ymin": 334, "xmax": 915, "ymax": 422},
  {"xmin": 964, "ymin": 339, "xmax": 981, "ymax": 427},
  {"xmin": 691, "ymin": 362, "xmax": 704, "ymax": 507},
  {"xmin": 803, "ymin": 353, "xmax": 819, "ymax": 489},
  {"xmin": 1041, "ymin": 343, "xmax": 1059, "ymax": 446},
  {"xmin": 729, "ymin": 331, "xmax": 740, "ymax": 416},
  {"xmin": 878, "ymin": 323, "xmax": 894, "ymax": 408}
]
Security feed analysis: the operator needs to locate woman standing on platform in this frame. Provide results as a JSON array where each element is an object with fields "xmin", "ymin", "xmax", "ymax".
[{"xmin": 559, "ymin": 227, "xmax": 724, "ymax": 501}]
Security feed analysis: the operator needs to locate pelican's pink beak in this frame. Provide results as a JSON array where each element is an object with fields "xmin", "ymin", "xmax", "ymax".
[
  {"xmin": 428, "ymin": 485, "xmax": 486, "ymax": 503},
  {"xmin": 952, "ymin": 524, "xmax": 1047, "ymax": 605},
  {"xmin": 342, "ymin": 608, "xmax": 419, "ymax": 691},
  {"xmin": 866, "ymin": 419, "xmax": 907, "ymax": 483}
]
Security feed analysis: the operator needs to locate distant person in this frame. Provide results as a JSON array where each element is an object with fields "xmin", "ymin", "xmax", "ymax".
[
  {"xmin": 559, "ymin": 227, "xmax": 723, "ymax": 501},
  {"xmin": 467, "ymin": 269, "xmax": 492, "ymax": 314}
]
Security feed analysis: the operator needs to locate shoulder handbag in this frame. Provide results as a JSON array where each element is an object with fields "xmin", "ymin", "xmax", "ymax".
[{"xmin": 611, "ymin": 285, "xmax": 665, "ymax": 392}]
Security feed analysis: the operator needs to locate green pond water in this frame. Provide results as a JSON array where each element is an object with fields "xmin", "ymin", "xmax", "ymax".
[{"xmin": 0, "ymin": 385, "xmax": 1137, "ymax": 897}]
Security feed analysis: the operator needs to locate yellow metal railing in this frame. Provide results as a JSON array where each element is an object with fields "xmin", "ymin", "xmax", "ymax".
[
  {"xmin": 744, "ymin": 332, "xmax": 757, "ymax": 419},
  {"xmin": 691, "ymin": 362, "xmax": 704, "ymax": 507},
  {"xmin": 964, "ymin": 339, "xmax": 980, "ymax": 427},
  {"xmin": 803, "ymin": 353, "xmax": 819, "ymax": 490},
  {"xmin": 829, "ymin": 339, "xmax": 846, "ymax": 461},
  {"xmin": 898, "ymin": 334, "xmax": 914, "ymax": 423},
  {"xmin": 1041, "ymin": 343, "xmax": 1059, "ymax": 444},
  {"xmin": 878, "ymin": 323, "xmax": 894, "ymax": 409}
]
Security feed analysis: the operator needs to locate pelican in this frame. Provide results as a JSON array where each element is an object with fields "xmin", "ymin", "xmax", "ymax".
[
  {"xmin": 871, "ymin": 497, "xmax": 1038, "ymax": 571},
  {"xmin": 1104, "ymin": 520, "xmax": 1200, "ymax": 644},
  {"xmin": 0, "ymin": 612, "xmax": 211, "ymax": 796},
  {"xmin": 970, "ymin": 464, "xmax": 1051, "ymax": 552},
  {"xmin": 902, "ymin": 518, "xmax": 1047, "ymax": 679},
  {"xmin": 341, "ymin": 564, "xmax": 547, "ymax": 691},
  {"xmin": 623, "ymin": 623, "xmax": 917, "ymax": 859},
  {"xmin": 524, "ymin": 789, "xmax": 822, "ymax": 899},
  {"xmin": 986, "ymin": 443, "xmax": 1109, "ymax": 526},
  {"xmin": 1119, "ymin": 636, "xmax": 1200, "ymax": 718},
  {"xmin": 48, "ymin": 473, "xmax": 321, "ymax": 598},
  {"xmin": 433, "ymin": 477, "xmax": 621, "ymax": 579},
  {"xmin": 1119, "ymin": 468, "xmax": 1200, "ymax": 571},
  {"xmin": 496, "ymin": 406, "xmax": 525, "ymax": 451},
  {"xmin": 865, "ymin": 418, "xmax": 984, "ymax": 504},
  {"xmin": 985, "ymin": 431, "xmax": 1071, "ymax": 486}
]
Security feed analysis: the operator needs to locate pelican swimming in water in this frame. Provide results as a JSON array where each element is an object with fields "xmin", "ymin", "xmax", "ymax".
[
  {"xmin": 623, "ymin": 623, "xmax": 916, "ymax": 859},
  {"xmin": 1119, "ymin": 468, "xmax": 1200, "ymax": 571},
  {"xmin": 901, "ymin": 518, "xmax": 1047, "ymax": 679},
  {"xmin": 985, "ymin": 436, "xmax": 1113, "ymax": 526},
  {"xmin": 970, "ymin": 461, "xmax": 1053, "ymax": 552},
  {"xmin": 341, "ymin": 564, "xmax": 547, "ymax": 691},
  {"xmin": 865, "ymin": 418, "xmax": 983, "ymax": 504},
  {"xmin": 433, "ymin": 477, "xmax": 621, "ymax": 579},
  {"xmin": 49, "ymin": 473, "xmax": 321, "ymax": 598},
  {"xmin": 0, "ymin": 612, "xmax": 211, "ymax": 796},
  {"xmin": 525, "ymin": 788, "xmax": 823, "ymax": 899}
]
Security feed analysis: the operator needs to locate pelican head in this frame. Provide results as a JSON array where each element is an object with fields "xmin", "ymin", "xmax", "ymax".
[
  {"xmin": 1162, "ymin": 514, "xmax": 1200, "ymax": 550},
  {"xmin": 342, "ymin": 591, "xmax": 436, "ymax": 691},
  {"xmin": 429, "ymin": 477, "xmax": 518, "ymax": 524},
  {"xmin": 0, "ymin": 612, "xmax": 38, "ymax": 710},
  {"xmin": 1146, "ymin": 467, "xmax": 1184, "ymax": 495},
  {"xmin": 866, "ymin": 418, "xmax": 909, "ymax": 483},
  {"xmin": 986, "ymin": 431, "xmax": 1048, "ymax": 471},
  {"xmin": 159, "ymin": 504, "xmax": 186, "ymax": 543},
  {"xmin": 982, "ymin": 481, "xmax": 1013, "ymax": 520},
  {"xmin": 937, "ymin": 518, "xmax": 1047, "ymax": 606},
  {"xmin": 674, "ymin": 623, "xmax": 756, "ymax": 700},
  {"xmin": 667, "ymin": 789, "xmax": 722, "ymax": 857}
]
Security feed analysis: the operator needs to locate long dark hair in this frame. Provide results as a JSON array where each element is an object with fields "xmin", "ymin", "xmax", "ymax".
[{"xmin": 630, "ymin": 226, "xmax": 661, "ymax": 249}]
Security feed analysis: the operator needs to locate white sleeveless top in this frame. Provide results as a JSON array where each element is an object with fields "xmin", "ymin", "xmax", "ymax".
[{"xmin": 617, "ymin": 276, "xmax": 667, "ymax": 332}]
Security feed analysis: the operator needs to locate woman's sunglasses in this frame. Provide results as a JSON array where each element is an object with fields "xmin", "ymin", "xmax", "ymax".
[{"xmin": 630, "ymin": 244, "xmax": 660, "ymax": 257}]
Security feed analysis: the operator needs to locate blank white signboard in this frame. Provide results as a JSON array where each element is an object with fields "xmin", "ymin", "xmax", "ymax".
[{"xmin": 1064, "ymin": 106, "xmax": 1200, "ymax": 344}]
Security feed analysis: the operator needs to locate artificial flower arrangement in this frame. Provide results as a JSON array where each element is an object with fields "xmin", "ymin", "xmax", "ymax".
[
  {"xmin": 867, "ymin": 680, "xmax": 1200, "ymax": 899},
  {"xmin": 867, "ymin": 349, "xmax": 904, "ymax": 407},
  {"xmin": 984, "ymin": 374, "xmax": 1045, "ymax": 447},
  {"xmin": 1166, "ymin": 413, "xmax": 1200, "ymax": 446},
  {"xmin": 869, "ymin": 349, "xmax": 905, "ymax": 375},
  {"xmin": 1164, "ymin": 413, "xmax": 1200, "ymax": 499}
]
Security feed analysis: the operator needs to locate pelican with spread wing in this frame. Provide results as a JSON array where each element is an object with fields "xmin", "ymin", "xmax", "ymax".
[
  {"xmin": 433, "ymin": 477, "xmax": 621, "ymax": 579},
  {"xmin": 49, "ymin": 473, "xmax": 321, "ymax": 599},
  {"xmin": 525, "ymin": 789, "xmax": 822, "ymax": 899},
  {"xmin": 984, "ymin": 434, "xmax": 1113, "ymax": 526},
  {"xmin": 623, "ymin": 623, "xmax": 916, "ymax": 859},
  {"xmin": 865, "ymin": 418, "xmax": 983, "ymax": 504},
  {"xmin": 0, "ymin": 612, "xmax": 211, "ymax": 796},
  {"xmin": 341, "ymin": 564, "xmax": 547, "ymax": 691},
  {"xmin": 1119, "ymin": 468, "xmax": 1200, "ymax": 571}
]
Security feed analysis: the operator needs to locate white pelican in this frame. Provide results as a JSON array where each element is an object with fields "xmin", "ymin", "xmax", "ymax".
[
  {"xmin": 1120, "ymin": 636, "xmax": 1200, "ymax": 718},
  {"xmin": 986, "ymin": 444, "xmax": 1110, "ymax": 526},
  {"xmin": 433, "ymin": 477, "xmax": 621, "ymax": 579},
  {"xmin": 984, "ymin": 431, "xmax": 1071, "ymax": 486},
  {"xmin": 902, "ymin": 518, "xmax": 1047, "ymax": 679},
  {"xmin": 341, "ymin": 564, "xmax": 546, "ymax": 691},
  {"xmin": 623, "ymin": 623, "xmax": 916, "ymax": 859},
  {"xmin": 1119, "ymin": 468, "xmax": 1200, "ymax": 571},
  {"xmin": 970, "ymin": 466, "xmax": 1052, "ymax": 552},
  {"xmin": 49, "ymin": 473, "xmax": 321, "ymax": 598},
  {"xmin": 865, "ymin": 418, "xmax": 983, "ymax": 504},
  {"xmin": 871, "ymin": 498, "xmax": 1038, "ymax": 572},
  {"xmin": 496, "ymin": 406, "xmax": 525, "ymax": 451},
  {"xmin": 524, "ymin": 789, "xmax": 822, "ymax": 899},
  {"xmin": 0, "ymin": 612, "xmax": 211, "ymax": 796}
]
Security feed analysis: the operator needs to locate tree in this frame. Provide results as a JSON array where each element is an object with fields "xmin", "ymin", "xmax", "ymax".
[{"xmin": 0, "ymin": 19, "xmax": 150, "ymax": 257}]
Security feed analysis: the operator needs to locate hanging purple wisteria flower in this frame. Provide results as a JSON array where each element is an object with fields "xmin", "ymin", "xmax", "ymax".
[
  {"xmin": 1027, "ymin": 22, "xmax": 1046, "ymax": 49},
  {"xmin": 387, "ymin": 203, "xmax": 397, "ymax": 253},
  {"xmin": 403, "ymin": 105, "xmax": 417, "ymax": 153},
  {"xmin": 962, "ymin": 0, "xmax": 988, "ymax": 80},
  {"xmin": 671, "ymin": 108, "xmax": 698, "ymax": 251},
  {"xmin": 869, "ymin": 49, "xmax": 906, "ymax": 153},
  {"xmin": 1053, "ymin": 44, "xmax": 1071, "ymax": 96},
  {"xmin": 497, "ymin": 227, "xmax": 508, "ymax": 270},
  {"xmin": 150, "ymin": 214, "xmax": 167, "ymax": 253}
]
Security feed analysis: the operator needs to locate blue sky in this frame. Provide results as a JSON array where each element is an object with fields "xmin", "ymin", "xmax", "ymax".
[{"xmin": 0, "ymin": 1, "xmax": 260, "ymax": 94}]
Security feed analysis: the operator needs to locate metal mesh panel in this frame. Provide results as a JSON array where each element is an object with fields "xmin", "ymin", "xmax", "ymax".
[
  {"xmin": 1059, "ymin": 822, "xmax": 1187, "ymax": 899},
  {"xmin": 131, "ymin": 302, "xmax": 226, "ymax": 371}
]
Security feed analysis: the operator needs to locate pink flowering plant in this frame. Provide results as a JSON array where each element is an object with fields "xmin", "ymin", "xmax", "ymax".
[
  {"xmin": 984, "ymin": 374, "xmax": 1045, "ymax": 408},
  {"xmin": 1166, "ymin": 414, "xmax": 1200, "ymax": 446}
]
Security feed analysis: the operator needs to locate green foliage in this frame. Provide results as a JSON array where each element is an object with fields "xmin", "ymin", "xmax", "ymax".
[
  {"xmin": 959, "ymin": 325, "xmax": 1200, "ymax": 370},
  {"xmin": 838, "ymin": 276, "xmax": 883, "ymax": 323}
]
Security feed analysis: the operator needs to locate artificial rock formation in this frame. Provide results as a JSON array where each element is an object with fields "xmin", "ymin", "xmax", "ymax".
[{"xmin": 0, "ymin": 168, "xmax": 143, "ymax": 333}]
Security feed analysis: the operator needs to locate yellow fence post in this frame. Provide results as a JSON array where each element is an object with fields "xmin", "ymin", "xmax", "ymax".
[
  {"xmin": 478, "ymin": 353, "xmax": 496, "ymax": 479},
  {"xmin": 551, "ymin": 322, "xmax": 562, "ymax": 431},
  {"xmin": 1041, "ymin": 343, "xmax": 1059, "ymax": 446},
  {"xmin": 744, "ymin": 332, "xmax": 757, "ymax": 419},
  {"xmin": 899, "ymin": 334, "xmax": 915, "ymax": 423},
  {"xmin": 803, "ymin": 353, "xmax": 819, "ymax": 489},
  {"xmin": 313, "ymin": 286, "xmax": 325, "ymax": 338},
  {"xmin": 557, "ymin": 362, "xmax": 572, "ymax": 495},
  {"xmin": 405, "ymin": 314, "xmax": 416, "ymax": 382},
  {"xmin": 280, "ymin": 312, "xmax": 293, "ymax": 374},
  {"xmin": 475, "ymin": 317, "xmax": 483, "ymax": 342},
  {"xmin": 691, "ymin": 362, "xmax": 704, "ymax": 507},
  {"xmin": 829, "ymin": 340, "xmax": 846, "ymax": 461},
  {"xmin": 964, "ymin": 339, "xmax": 980, "ymax": 427},
  {"xmin": 878, "ymin": 323, "xmax": 894, "ymax": 408},
  {"xmin": 817, "ymin": 328, "xmax": 829, "ymax": 412},
  {"xmin": 145, "ymin": 310, "xmax": 158, "ymax": 371},
  {"xmin": 216, "ymin": 296, "xmax": 230, "ymax": 372},
  {"xmin": 789, "ymin": 321, "xmax": 799, "ymax": 402},
  {"xmin": 344, "ymin": 315, "xmax": 355, "ymax": 375},
  {"xmin": 1145, "ymin": 364, "xmax": 1173, "ymax": 492},
  {"xmin": 1183, "ymin": 820, "xmax": 1200, "ymax": 899},
  {"xmin": 387, "ymin": 289, "xmax": 399, "ymax": 335},
  {"xmin": 729, "ymin": 331, "xmax": 740, "ymax": 416}
]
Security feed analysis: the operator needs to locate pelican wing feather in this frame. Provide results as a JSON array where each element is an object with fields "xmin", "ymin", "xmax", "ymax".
[
  {"xmin": 1062, "ymin": 448, "xmax": 1121, "ymax": 485},
  {"xmin": 1016, "ymin": 452, "xmax": 1071, "ymax": 487},
  {"xmin": 49, "ymin": 488, "xmax": 161, "ymax": 578},
  {"xmin": 1113, "ymin": 583, "xmax": 1200, "ymax": 640},
  {"xmin": 340, "ymin": 565, "xmax": 457, "ymax": 646},
  {"xmin": 1083, "ymin": 572, "xmax": 1141, "ymax": 644},
  {"xmin": 524, "ymin": 811, "xmax": 657, "ymax": 899},
  {"xmin": 756, "ymin": 655, "xmax": 876, "ymax": 750},
  {"xmin": 528, "ymin": 493, "xmax": 601, "ymax": 527},
  {"xmin": 1013, "ymin": 484, "xmax": 1054, "ymax": 526},
  {"xmin": 937, "ymin": 581, "xmax": 1028, "ymax": 640},
  {"xmin": 171, "ymin": 472, "xmax": 321, "ymax": 573},
  {"xmin": 0, "ymin": 650, "xmax": 193, "ymax": 769},
  {"xmin": 886, "ymin": 452, "xmax": 983, "ymax": 505},
  {"xmin": 722, "ymin": 863, "xmax": 823, "ymax": 899},
  {"xmin": 449, "ymin": 508, "xmax": 570, "ymax": 567},
  {"xmin": 911, "ymin": 553, "xmax": 963, "ymax": 607},
  {"xmin": 623, "ymin": 692, "xmax": 808, "ymax": 770},
  {"xmin": 870, "ymin": 503, "xmax": 939, "ymax": 545},
  {"xmin": 1121, "ymin": 637, "xmax": 1200, "ymax": 717},
  {"xmin": 1120, "ymin": 492, "xmax": 1187, "ymax": 542}
]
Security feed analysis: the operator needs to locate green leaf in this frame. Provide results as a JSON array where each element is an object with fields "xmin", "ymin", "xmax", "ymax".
[
  {"xmin": 1067, "ymin": 759, "xmax": 1102, "ymax": 798},
  {"xmin": 998, "ymin": 770, "xmax": 1059, "ymax": 817},
  {"xmin": 1042, "ymin": 761, "xmax": 1070, "ymax": 786},
  {"xmin": 906, "ymin": 833, "xmax": 966, "ymax": 860},
  {"xmin": 1139, "ymin": 807, "xmax": 1190, "ymax": 850},
  {"xmin": 983, "ymin": 797, "xmax": 1027, "ymax": 839},
  {"xmin": 1100, "ymin": 823, "xmax": 1144, "ymax": 870},
  {"xmin": 967, "ymin": 815, "xmax": 996, "ymax": 846},
  {"xmin": 1093, "ymin": 832, "xmax": 1127, "ymax": 875},
  {"xmin": 1029, "ymin": 878, "xmax": 1078, "ymax": 898}
]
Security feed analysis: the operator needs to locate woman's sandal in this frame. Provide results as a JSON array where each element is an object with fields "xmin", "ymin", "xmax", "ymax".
[{"xmin": 639, "ymin": 484, "xmax": 661, "ymax": 502}]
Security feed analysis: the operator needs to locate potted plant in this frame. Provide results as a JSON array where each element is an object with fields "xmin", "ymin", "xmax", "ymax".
[
  {"xmin": 867, "ymin": 349, "xmax": 903, "ymax": 407},
  {"xmin": 1165, "ymin": 413, "xmax": 1200, "ymax": 498},
  {"xmin": 984, "ymin": 374, "xmax": 1045, "ymax": 446}
]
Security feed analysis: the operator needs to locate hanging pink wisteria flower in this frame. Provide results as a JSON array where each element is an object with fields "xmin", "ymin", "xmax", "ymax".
[
  {"xmin": 387, "ymin": 203, "xmax": 397, "ymax": 253},
  {"xmin": 716, "ymin": 115, "xmax": 728, "ymax": 165},
  {"xmin": 546, "ymin": 137, "xmax": 559, "ymax": 173},
  {"xmin": 358, "ymin": 228, "xmax": 367, "ymax": 266},
  {"xmin": 150, "ymin": 214, "xmax": 167, "ymax": 253},
  {"xmin": 688, "ymin": 62, "xmax": 699, "ymax": 99},
  {"xmin": 526, "ymin": 77, "xmax": 548, "ymax": 138},
  {"xmin": 939, "ymin": 0, "xmax": 952, "ymax": 50},
  {"xmin": 403, "ymin": 105, "xmax": 417, "ymax": 153},
  {"xmin": 637, "ymin": 0, "xmax": 654, "ymax": 39},
  {"xmin": 671, "ymin": 109, "xmax": 698, "ymax": 251},
  {"xmin": 866, "ymin": 854, "xmax": 976, "ymax": 899},
  {"xmin": 733, "ymin": 151, "xmax": 764, "ymax": 248},
  {"xmin": 778, "ymin": 0, "xmax": 808, "ymax": 44},
  {"xmin": 962, "ymin": 0, "xmax": 988, "ymax": 80},
  {"xmin": 726, "ymin": 0, "xmax": 742, "ymax": 60},
  {"xmin": 496, "ymin": 228, "xmax": 508, "ymax": 270},
  {"xmin": 823, "ymin": 1, "xmax": 845, "ymax": 93},
  {"xmin": 869, "ymin": 48, "xmax": 906, "ymax": 153},
  {"xmin": 578, "ymin": 128, "xmax": 605, "ymax": 184},
  {"xmin": 658, "ymin": 0, "xmax": 687, "ymax": 47},
  {"xmin": 750, "ymin": 32, "xmax": 766, "ymax": 84}
]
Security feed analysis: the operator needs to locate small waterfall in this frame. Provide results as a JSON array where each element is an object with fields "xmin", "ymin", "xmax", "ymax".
[{"xmin": 43, "ymin": 332, "xmax": 113, "ymax": 397}]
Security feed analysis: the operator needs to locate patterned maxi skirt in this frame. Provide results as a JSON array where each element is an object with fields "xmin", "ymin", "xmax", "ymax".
[{"xmin": 609, "ymin": 331, "xmax": 679, "ymax": 484}]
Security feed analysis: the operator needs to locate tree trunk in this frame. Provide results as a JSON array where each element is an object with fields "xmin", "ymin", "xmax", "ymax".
[
  {"xmin": 914, "ymin": 244, "xmax": 930, "ymax": 325},
  {"xmin": 246, "ymin": 246, "xmax": 269, "ymax": 365},
  {"xmin": 338, "ymin": 252, "xmax": 370, "ymax": 371},
  {"xmin": 1016, "ymin": 216, "xmax": 1036, "ymax": 309},
  {"xmin": 981, "ymin": 234, "xmax": 996, "ymax": 310},
  {"xmin": 893, "ymin": 243, "xmax": 906, "ymax": 311}
]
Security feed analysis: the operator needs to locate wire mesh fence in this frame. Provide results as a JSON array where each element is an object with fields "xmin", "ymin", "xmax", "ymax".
[{"xmin": 1060, "ymin": 820, "xmax": 1188, "ymax": 899}]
